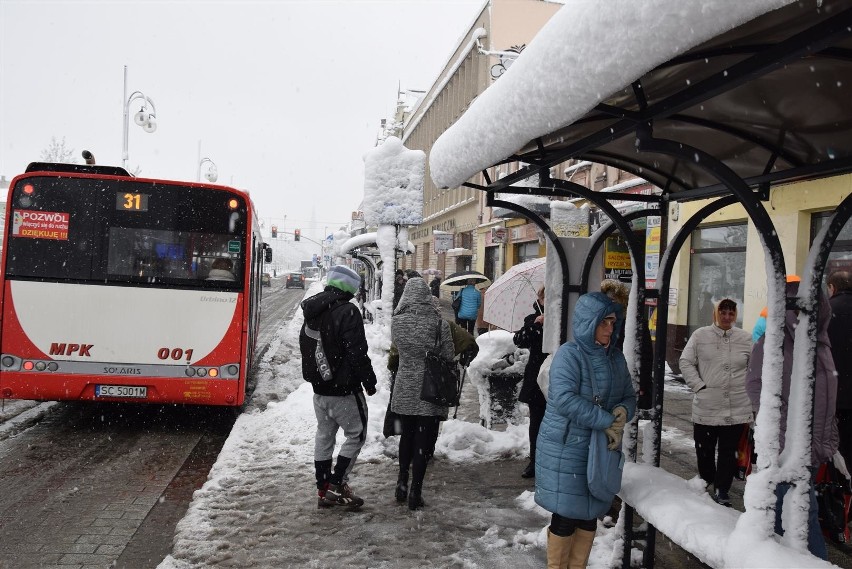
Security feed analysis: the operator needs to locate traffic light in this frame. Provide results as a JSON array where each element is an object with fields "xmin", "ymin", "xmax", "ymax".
[
  {"xmin": 271, "ymin": 225, "xmax": 278, "ymax": 238},
  {"xmin": 294, "ymin": 228, "xmax": 301, "ymax": 241}
]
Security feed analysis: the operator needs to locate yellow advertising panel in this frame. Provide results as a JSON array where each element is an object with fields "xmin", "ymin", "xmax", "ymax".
[{"xmin": 604, "ymin": 236, "xmax": 632, "ymax": 269}]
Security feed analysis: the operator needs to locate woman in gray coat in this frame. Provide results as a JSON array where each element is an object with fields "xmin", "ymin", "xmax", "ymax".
[
  {"xmin": 391, "ymin": 277, "xmax": 455, "ymax": 510},
  {"xmin": 746, "ymin": 279, "xmax": 838, "ymax": 559},
  {"xmin": 679, "ymin": 298, "xmax": 753, "ymax": 506}
]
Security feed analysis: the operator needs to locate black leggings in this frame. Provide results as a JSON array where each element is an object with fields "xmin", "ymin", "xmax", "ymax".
[
  {"xmin": 397, "ymin": 415, "xmax": 442, "ymax": 490},
  {"xmin": 528, "ymin": 400, "xmax": 546, "ymax": 461},
  {"xmin": 549, "ymin": 514, "xmax": 596, "ymax": 537},
  {"xmin": 693, "ymin": 423, "xmax": 745, "ymax": 494}
]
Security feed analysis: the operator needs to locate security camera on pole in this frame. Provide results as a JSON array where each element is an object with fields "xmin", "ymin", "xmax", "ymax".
[{"xmin": 362, "ymin": 136, "xmax": 425, "ymax": 327}]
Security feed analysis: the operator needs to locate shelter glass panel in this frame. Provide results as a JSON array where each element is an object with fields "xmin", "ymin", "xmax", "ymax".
[
  {"xmin": 687, "ymin": 223, "xmax": 747, "ymax": 335},
  {"xmin": 812, "ymin": 211, "xmax": 852, "ymax": 278}
]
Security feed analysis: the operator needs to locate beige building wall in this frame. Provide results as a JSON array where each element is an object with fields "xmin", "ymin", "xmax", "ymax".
[
  {"xmin": 667, "ymin": 174, "xmax": 852, "ymax": 332},
  {"xmin": 490, "ymin": 1, "xmax": 563, "ymax": 49}
]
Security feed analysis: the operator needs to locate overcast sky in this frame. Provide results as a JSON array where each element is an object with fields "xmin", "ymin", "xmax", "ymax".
[{"xmin": 0, "ymin": 0, "xmax": 484, "ymax": 242}]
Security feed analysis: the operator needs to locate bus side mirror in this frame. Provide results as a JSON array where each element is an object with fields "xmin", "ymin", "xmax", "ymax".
[{"xmin": 265, "ymin": 246, "xmax": 273, "ymax": 263}]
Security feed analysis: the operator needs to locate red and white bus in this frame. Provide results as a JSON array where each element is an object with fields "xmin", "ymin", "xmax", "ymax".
[{"xmin": 0, "ymin": 162, "xmax": 271, "ymax": 406}]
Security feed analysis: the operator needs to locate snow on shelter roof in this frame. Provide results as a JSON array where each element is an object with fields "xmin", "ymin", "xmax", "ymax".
[{"xmin": 430, "ymin": 0, "xmax": 852, "ymax": 198}]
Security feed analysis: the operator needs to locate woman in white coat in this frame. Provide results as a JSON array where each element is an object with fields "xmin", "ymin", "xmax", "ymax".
[{"xmin": 679, "ymin": 298, "xmax": 752, "ymax": 506}]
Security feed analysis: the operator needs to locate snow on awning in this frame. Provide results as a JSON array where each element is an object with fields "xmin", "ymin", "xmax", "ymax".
[
  {"xmin": 492, "ymin": 193, "xmax": 552, "ymax": 219},
  {"xmin": 445, "ymin": 248, "xmax": 473, "ymax": 257},
  {"xmin": 429, "ymin": 0, "xmax": 796, "ymax": 190}
]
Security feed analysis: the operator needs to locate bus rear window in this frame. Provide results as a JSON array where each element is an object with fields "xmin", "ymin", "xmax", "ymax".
[
  {"xmin": 107, "ymin": 227, "xmax": 242, "ymax": 284},
  {"xmin": 5, "ymin": 176, "xmax": 247, "ymax": 288}
]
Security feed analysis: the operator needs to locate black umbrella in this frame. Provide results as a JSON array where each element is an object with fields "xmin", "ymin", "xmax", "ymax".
[{"xmin": 440, "ymin": 270, "xmax": 491, "ymax": 289}]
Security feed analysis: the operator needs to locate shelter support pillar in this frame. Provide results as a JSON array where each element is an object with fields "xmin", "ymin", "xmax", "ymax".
[
  {"xmin": 637, "ymin": 126, "xmax": 789, "ymax": 563},
  {"xmin": 638, "ymin": 195, "xmax": 737, "ymax": 567}
]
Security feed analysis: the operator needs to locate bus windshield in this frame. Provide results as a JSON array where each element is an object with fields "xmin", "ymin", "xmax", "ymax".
[{"xmin": 5, "ymin": 176, "xmax": 247, "ymax": 289}]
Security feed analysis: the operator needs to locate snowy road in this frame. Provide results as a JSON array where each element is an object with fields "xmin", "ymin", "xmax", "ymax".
[{"xmin": 0, "ymin": 281, "xmax": 305, "ymax": 569}]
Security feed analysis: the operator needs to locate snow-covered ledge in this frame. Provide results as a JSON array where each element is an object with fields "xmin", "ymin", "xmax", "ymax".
[
  {"xmin": 620, "ymin": 464, "xmax": 837, "ymax": 569},
  {"xmin": 429, "ymin": 0, "xmax": 795, "ymax": 189},
  {"xmin": 337, "ymin": 232, "xmax": 414, "ymax": 256}
]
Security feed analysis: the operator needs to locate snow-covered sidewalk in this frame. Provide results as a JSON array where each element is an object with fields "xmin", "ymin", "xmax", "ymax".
[
  {"xmin": 155, "ymin": 282, "xmax": 843, "ymax": 568},
  {"xmin": 157, "ymin": 284, "xmax": 560, "ymax": 568}
]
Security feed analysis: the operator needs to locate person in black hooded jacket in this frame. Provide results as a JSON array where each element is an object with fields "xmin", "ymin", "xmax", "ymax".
[
  {"xmin": 513, "ymin": 285, "xmax": 548, "ymax": 479},
  {"xmin": 300, "ymin": 265, "xmax": 377, "ymax": 510}
]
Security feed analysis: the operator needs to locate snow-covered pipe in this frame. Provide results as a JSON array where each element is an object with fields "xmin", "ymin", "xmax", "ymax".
[{"xmin": 338, "ymin": 232, "xmax": 414, "ymax": 256}]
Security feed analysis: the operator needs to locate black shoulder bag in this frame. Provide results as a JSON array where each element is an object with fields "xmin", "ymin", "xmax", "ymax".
[
  {"xmin": 383, "ymin": 371, "xmax": 403, "ymax": 437},
  {"xmin": 420, "ymin": 319, "xmax": 461, "ymax": 407}
]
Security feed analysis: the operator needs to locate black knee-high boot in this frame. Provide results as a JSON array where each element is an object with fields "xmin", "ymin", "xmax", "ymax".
[
  {"xmin": 396, "ymin": 469, "xmax": 409, "ymax": 502},
  {"xmin": 330, "ymin": 455, "xmax": 351, "ymax": 487},
  {"xmin": 408, "ymin": 480, "xmax": 424, "ymax": 510},
  {"xmin": 315, "ymin": 459, "xmax": 332, "ymax": 492}
]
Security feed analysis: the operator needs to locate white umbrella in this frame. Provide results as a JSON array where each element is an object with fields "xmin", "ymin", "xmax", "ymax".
[
  {"xmin": 440, "ymin": 270, "xmax": 491, "ymax": 289},
  {"xmin": 483, "ymin": 258, "xmax": 546, "ymax": 332}
]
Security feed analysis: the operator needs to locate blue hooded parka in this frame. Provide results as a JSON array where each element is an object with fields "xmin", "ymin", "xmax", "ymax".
[{"xmin": 534, "ymin": 292, "xmax": 636, "ymax": 520}]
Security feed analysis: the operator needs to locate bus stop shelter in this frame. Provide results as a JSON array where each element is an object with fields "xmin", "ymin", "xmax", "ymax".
[{"xmin": 429, "ymin": 1, "xmax": 852, "ymax": 566}]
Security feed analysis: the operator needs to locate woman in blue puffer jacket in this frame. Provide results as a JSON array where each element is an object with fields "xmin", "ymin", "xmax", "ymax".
[
  {"xmin": 456, "ymin": 280, "xmax": 481, "ymax": 334},
  {"xmin": 535, "ymin": 292, "xmax": 636, "ymax": 568}
]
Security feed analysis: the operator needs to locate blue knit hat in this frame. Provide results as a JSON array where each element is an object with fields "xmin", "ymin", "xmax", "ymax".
[{"xmin": 326, "ymin": 265, "xmax": 361, "ymax": 294}]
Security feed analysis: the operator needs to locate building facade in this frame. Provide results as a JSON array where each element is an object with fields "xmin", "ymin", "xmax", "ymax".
[
  {"xmin": 664, "ymin": 174, "xmax": 852, "ymax": 369},
  {"xmin": 398, "ymin": 0, "xmax": 563, "ymax": 281},
  {"xmin": 389, "ymin": 1, "xmax": 852, "ymax": 367}
]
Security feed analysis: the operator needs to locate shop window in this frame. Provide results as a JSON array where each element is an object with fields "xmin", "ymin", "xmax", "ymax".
[
  {"xmin": 515, "ymin": 241, "xmax": 540, "ymax": 264},
  {"xmin": 687, "ymin": 223, "xmax": 747, "ymax": 336},
  {"xmin": 811, "ymin": 211, "xmax": 852, "ymax": 278}
]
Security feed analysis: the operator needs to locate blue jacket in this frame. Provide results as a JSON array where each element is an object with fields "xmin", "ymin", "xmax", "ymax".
[
  {"xmin": 752, "ymin": 315, "xmax": 766, "ymax": 343},
  {"xmin": 457, "ymin": 284, "xmax": 481, "ymax": 320},
  {"xmin": 535, "ymin": 292, "xmax": 636, "ymax": 520}
]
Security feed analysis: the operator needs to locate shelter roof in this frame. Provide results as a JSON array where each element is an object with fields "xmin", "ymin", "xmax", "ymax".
[{"xmin": 430, "ymin": 0, "xmax": 852, "ymax": 201}]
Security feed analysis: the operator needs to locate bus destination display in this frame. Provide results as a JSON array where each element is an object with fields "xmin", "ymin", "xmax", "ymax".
[{"xmin": 117, "ymin": 192, "xmax": 149, "ymax": 212}]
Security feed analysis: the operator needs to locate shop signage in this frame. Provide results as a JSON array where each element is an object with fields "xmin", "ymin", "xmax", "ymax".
[
  {"xmin": 433, "ymin": 232, "xmax": 453, "ymax": 253},
  {"xmin": 604, "ymin": 236, "xmax": 632, "ymax": 270},
  {"xmin": 645, "ymin": 216, "xmax": 661, "ymax": 289}
]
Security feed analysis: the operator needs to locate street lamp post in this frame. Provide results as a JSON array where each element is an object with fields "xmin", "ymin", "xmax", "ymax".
[
  {"xmin": 121, "ymin": 66, "xmax": 157, "ymax": 169},
  {"xmin": 197, "ymin": 157, "xmax": 218, "ymax": 182}
]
